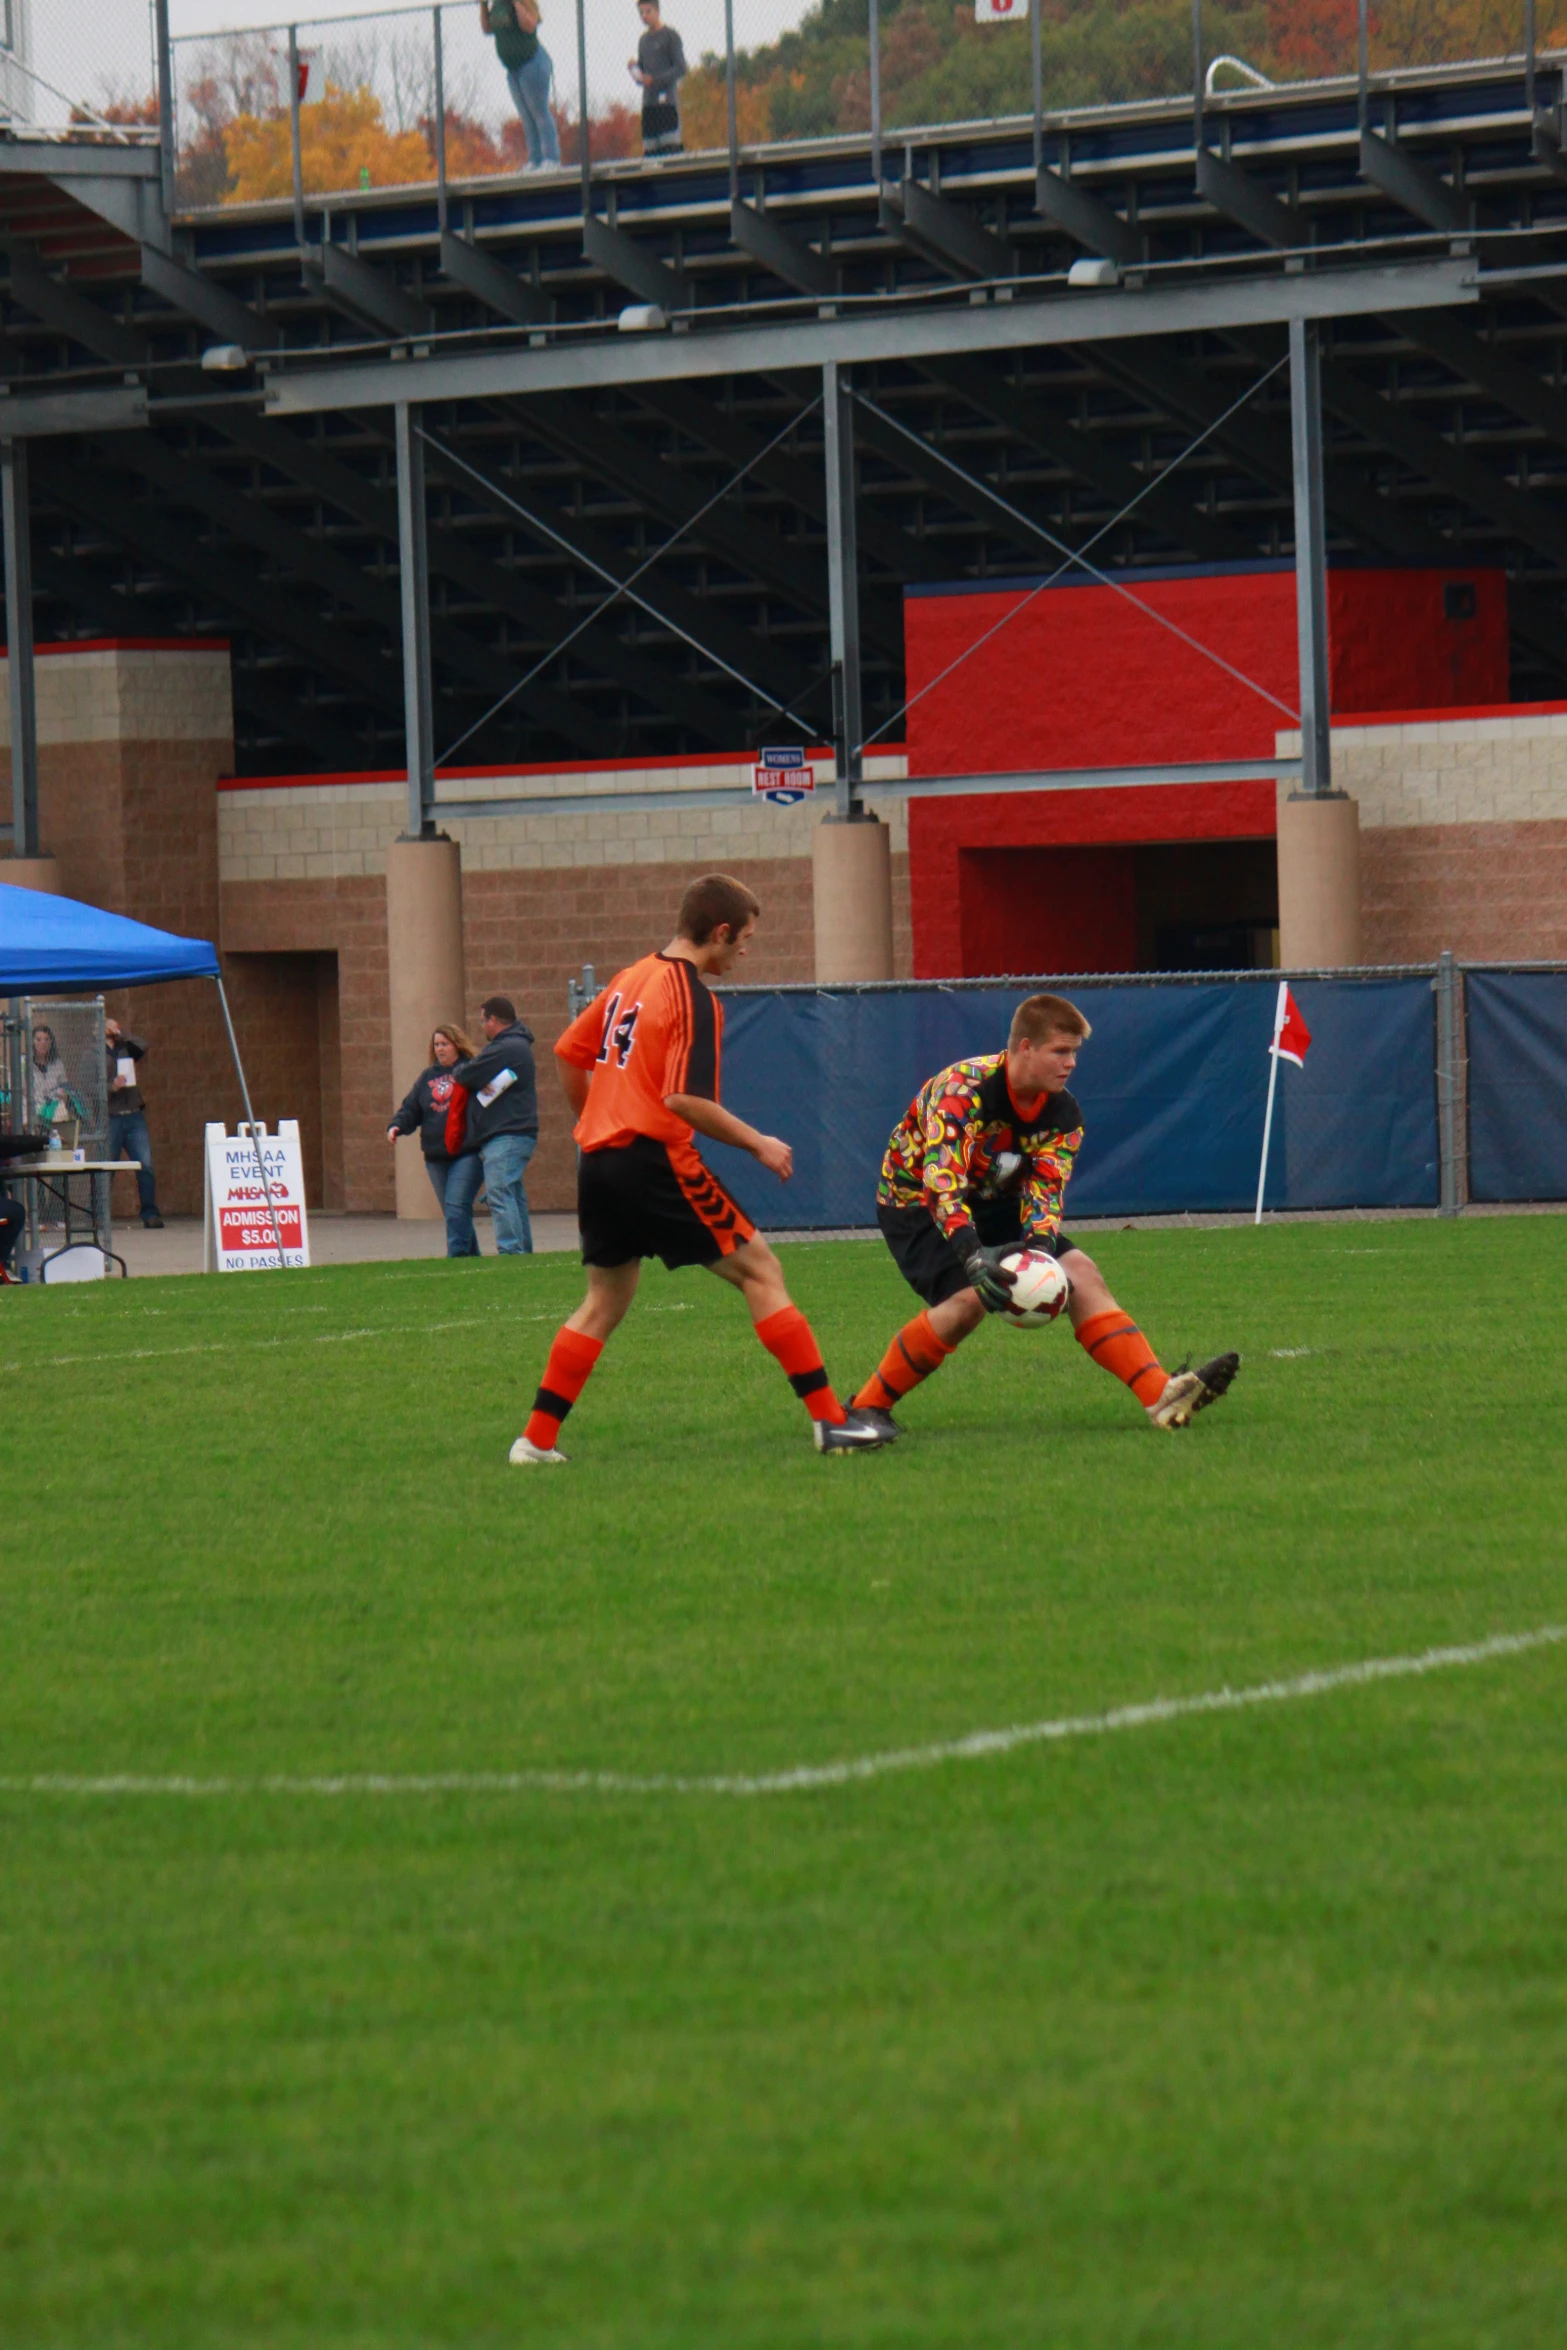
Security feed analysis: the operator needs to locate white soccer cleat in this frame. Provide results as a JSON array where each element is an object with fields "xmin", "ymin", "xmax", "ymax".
[
  {"xmin": 509, "ymin": 1435, "xmax": 568, "ymax": 1466},
  {"xmin": 1145, "ymin": 1352, "xmax": 1240, "ymax": 1431},
  {"xmin": 1146, "ymin": 1371, "xmax": 1204, "ymax": 1430}
]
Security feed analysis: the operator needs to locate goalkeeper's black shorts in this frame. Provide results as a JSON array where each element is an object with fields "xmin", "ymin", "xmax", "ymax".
[{"xmin": 877, "ymin": 1201, "xmax": 1080, "ymax": 1309}]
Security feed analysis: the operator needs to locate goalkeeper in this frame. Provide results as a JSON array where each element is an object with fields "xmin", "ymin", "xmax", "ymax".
[{"xmin": 848, "ymin": 992, "xmax": 1238, "ymax": 1437}]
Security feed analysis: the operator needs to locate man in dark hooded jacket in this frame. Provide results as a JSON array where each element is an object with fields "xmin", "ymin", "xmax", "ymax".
[{"xmin": 444, "ymin": 995, "xmax": 539, "ymax": 1254}]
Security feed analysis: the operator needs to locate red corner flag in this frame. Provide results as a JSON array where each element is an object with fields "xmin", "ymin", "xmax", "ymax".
[
  {"xmin": 1271, "ymin": 983, "xmax": 1312, "ymax": 1069},
  {"xmin": 1257, "ymin": 982, "xmax": 1310, "ymax": 1223}
]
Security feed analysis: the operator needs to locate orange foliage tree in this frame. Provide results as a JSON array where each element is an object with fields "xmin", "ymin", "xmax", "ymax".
[
  {"xmin": 679, "ymin": 65, "xmax": 773, "ymax": 152},
  {"xmin": 224, "ymin": 83, "xmax": 432, "ymax": 203}
]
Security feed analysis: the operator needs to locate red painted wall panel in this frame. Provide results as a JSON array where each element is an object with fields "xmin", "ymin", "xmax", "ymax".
[
  {"xmin": 912, "ymin": 782, "xmax": 1276, "ymax": 979},
  {"xmin": 903, "ymin": 563, "xmax": 1509, "ymax": 976}
]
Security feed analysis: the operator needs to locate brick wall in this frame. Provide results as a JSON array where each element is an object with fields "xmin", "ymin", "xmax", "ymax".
[
  {"xmin": 215, "ymin": 758, "xmax": 913, "ymax": 1217},
  {"xmin": 0, "ymin": 644, "xmax": 237, "ymax": 1220},
  {"xmin": 1276, "ymin": 705, "xmax": 1567, "ymax": 963}
]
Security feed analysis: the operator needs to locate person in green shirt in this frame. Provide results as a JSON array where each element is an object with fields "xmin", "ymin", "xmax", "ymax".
[{"xmin": 480, "ymin": 0, "xmax": 560, "ymax": 167}]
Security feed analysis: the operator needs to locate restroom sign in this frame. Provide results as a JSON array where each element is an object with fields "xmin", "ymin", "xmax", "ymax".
[
  {"xmin": 752, "ymin": 746, "xmax": 816, "ymax": 806},
  {"xmin": 203, "ymin": 1120, "xmax": 311, "ymax": 1271}
]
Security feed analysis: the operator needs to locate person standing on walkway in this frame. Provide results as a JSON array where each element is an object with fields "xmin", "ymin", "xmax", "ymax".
[
  {"xmin": 444, "ymin": 997, "xmax": 539, "ymax": 1256},
  {"xmin": 481, "ymin": 0, "xmax": 561, "ymax": 168},
  {"xmin": 104, "ymin": 1017, "xmax": 164, "ymax": 1229},
  {"xmin": 387, "ymin": 1021, "xmax": 482, "ymax": 1258},
  {"xmin": 629, "ymin": 0, "xmax": 686, "ymax": 156}
]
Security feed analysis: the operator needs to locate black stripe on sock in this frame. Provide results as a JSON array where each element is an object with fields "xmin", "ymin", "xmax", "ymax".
[
  {"xmin": 533, "ymin": 1385, "xmax": 574, "ymax": 1422},
  {"xmin": 1085, "ymin": 1322, "xmax": 1140, "ymax": 1359},
  {"xmin": 788, "ymin": 1366, "xmax": 830, "ymax": 1399}
]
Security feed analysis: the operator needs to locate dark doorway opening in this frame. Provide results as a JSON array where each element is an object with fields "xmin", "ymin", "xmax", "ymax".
[
  {"xmin": 957, "ymin": 838, "xmax": 1278, "ymax": 975},
  {"xmin": 222, "ymin": 951, "xmax": 343, "ymax": 1209}
]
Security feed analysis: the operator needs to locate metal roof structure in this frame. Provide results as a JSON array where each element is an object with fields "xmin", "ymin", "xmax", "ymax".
[{"xmin": 4, "ymin": 31, "xmax": 1567, "ymax": 828}]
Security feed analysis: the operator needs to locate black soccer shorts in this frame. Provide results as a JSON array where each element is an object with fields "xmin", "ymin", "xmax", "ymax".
[
  {"xmin": 579, "ymin": 1136, "xmax": 755, "ymax": 1271},
  {"xmin": 877, "ymin": 1199, "xmax": 1080, "ymax": 1309}
]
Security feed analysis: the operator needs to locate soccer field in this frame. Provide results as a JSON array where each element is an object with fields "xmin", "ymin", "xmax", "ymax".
[{"xmin": 5, "ymin": 1216, "xmax": 1566, "ymax": 2346}]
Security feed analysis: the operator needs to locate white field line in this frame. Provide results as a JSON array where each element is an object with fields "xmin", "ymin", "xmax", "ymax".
[
  {"xmin": 0, "ymin": 1312, "xmax": 557, "ymax": 1373},
  {"xmin": 3, "ymin": 1626, "xmax": 1559, "ymax": 1804}
]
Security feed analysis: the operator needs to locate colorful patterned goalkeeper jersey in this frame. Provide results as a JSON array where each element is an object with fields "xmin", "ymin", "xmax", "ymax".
[{"xmin": 877, "ymin": 1053, "xmax": 1083, "ymax": 1247}]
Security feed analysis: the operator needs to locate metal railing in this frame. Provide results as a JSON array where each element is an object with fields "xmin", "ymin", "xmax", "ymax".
[
  {"xmin": 0, "ymin": 0, "xmax": 157, "ymax": 142},
  {"xmin": 154, "ymin": 0, "xmax": 1558, "ymax": 216}
]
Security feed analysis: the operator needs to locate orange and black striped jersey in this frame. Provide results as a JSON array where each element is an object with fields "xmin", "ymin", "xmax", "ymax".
[{"xmin": 556, "ymin": 951, "xmax": 722, "ymax": 1167}]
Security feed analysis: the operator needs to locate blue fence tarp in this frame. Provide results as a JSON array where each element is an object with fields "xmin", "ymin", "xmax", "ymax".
[
  {"xmin": 1466, "ymin": 972, "xmax": 1567, "ymax": 1202},
  {"xmin": 702, "ymin": 978, "xmax": 1441, "ymax": 1229}
]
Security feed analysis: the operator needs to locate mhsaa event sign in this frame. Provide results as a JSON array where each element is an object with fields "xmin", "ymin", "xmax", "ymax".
[
  {"xmin": 753, "ymin": 746, "xmax": 816, "ymax": 806},
  {"xmin": 974, "ymin": 0, "xmax": 1027, "ymax": 20},
  {"xmin": 203, "ymin": 1121, "xmax": 311, "ymax": 1271}
]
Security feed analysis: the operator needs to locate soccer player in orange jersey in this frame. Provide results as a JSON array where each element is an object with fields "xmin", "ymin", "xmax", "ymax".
[
  {"xmin": 848, "ymin": 991, "xmax": 1239, "ymax": 1437},
  {"xmin": 512, "ymin": 875, "xmax": 886, "ymax": 1463}
]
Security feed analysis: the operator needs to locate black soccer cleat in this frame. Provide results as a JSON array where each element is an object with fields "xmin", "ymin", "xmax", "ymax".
[
  {"xmin": 1191, "ymin": 1351, "xmax": 1240, "ymax": 1413},
  {"xmin": 814, "ymin": 1407, "xmax": 887, "ymax": 1455},
  {"xmin": 842, "ymin": 1396, "xmax": 903, "ymax": 1442}
]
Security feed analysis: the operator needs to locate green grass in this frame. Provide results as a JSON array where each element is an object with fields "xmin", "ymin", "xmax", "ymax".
[{"xmin": 3, "ymin": 1216, "xmax": 1566, "ymax": 2347}]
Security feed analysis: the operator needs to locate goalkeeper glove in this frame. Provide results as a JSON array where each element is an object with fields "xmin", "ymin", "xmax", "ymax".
[{"xmin": 960, "ymin": 1240, "xmax": 1018, "ymax": 1314}]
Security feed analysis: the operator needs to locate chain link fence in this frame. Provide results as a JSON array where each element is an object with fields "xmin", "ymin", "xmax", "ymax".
[
  {"xmin": 1, "ymin": 0, "xmax": 158, "ymax": 141},
  {"xmin": 38, "ymin": 0, "xmax": 1555, "ymax": 218},
  {"xmin": 1, "ymin": 996, "xmax": 111, "ymax": 1252}
]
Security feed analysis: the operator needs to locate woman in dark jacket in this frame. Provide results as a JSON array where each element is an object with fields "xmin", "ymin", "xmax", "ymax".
[{"xmin": 387, "ymin": 1022, "xmax": 482, "ymax": 1257}]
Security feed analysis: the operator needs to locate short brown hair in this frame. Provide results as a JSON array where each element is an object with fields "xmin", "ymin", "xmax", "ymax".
[
  {"xmin": 480, "ymin": 995, "xmax": 516, "ymax": 1023},
  {"xmin": 676, "ymin": 874, "xmax": 760, "ymax": 945},
  {"xmin": 1009, "ymin": 991, "xmax": 1091, "ymax": 1046}
]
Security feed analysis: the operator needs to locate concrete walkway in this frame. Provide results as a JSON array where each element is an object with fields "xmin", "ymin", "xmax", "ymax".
[{"xmin": 109, "ymin": 1211, "xmax": 583, "ymax": 1278}]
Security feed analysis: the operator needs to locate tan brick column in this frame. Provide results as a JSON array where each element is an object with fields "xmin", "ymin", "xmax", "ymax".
[
  {"xmin": 2, "ymin": 857, "xmax": 60, "ymax": 891},
  {"xmin": 813, "ymin": 813, "xmax": 894, "ymax": 982},
  {"xmin": 1277, "ymin": 790, "xmax": 1363, "ymax": 966},
  {"xmin": 385, "ymin": 833, "xmax": 466, "ymax": 1220}
]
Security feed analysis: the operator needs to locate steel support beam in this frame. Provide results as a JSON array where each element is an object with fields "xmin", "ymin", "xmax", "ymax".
[
  {"xmin": 2, "ymin": 437, "xmax": 39, "ymax": 858},
  {"xmin": 432, "ymin": 756, "xmax": 1305, "ymax": 822},
  {"xmin": 396, "ymin": 404, "xmax": 437, "ymax": 835},
  {"xmin": 581, "ymin": 216, "xmax": 689, "ymax": 312},
  {"xmin": 924, "ymin": 356, "xmax": 1251, "ymax": 566},
  {"xmin": 140, "ymin": 247, "xmax": 264, "ymax": 350},
  {"xmin": 261, "ymin": 259, "xmax": 1480, "ymax": 417},
  {"xmin": 303, "ymin": 246, "xmax": 434, "ymax": 339},
  {"xmin": 438, "ymin": 230, "xmax": 549, "ymax": 326},
  {"xmin": 880, "ymin": 179, "xmax": 1012, "ymax": 282},
  {"xmin": 1195, "ymin": 150, "xmax": 1298, "ymax": 250},
  {"xmin": 1359, "ymin": 130, "xmax": 1471, "ymax": 237},
  {"xmin": 212, "ymin": 412, "xmax": 698, "ymax": 747},
  {"xmin": 823, "ymin": 359, "xmax": 862, "ymax": 814},
  {"xmin": 1289, "ymin": 318, "xmax": 1332, "ymax": 799},
  {"xmin": 1034, "ymin": 166, "xmax": 1141, "ymax": 265},
  {"xmin": 729, "ymin": 201, "xmax": 835, "ymax": 298}
]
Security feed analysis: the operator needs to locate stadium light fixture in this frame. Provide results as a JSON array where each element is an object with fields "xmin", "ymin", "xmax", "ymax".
[
  {"xmin": 1067, "ymin": 258, "xmax": 1120, "ymax": 288},
  {"xmin": 200, "ymin": 345, "xmax": 251, "ymax": 373},
  {"xmin": 617, "ymin": 304, "xmax": 669, "ymax": 333}
]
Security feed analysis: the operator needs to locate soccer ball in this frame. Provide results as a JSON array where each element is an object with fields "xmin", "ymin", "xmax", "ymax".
[{"xmin": 998, "ymin": 1247, "xmax": 1070, "ymax": 1328}]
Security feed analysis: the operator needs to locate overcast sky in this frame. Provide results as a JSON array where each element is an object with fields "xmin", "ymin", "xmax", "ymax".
[{"xmin": 26, "ymin": 0, "xmax": 807, "ymax": 130}]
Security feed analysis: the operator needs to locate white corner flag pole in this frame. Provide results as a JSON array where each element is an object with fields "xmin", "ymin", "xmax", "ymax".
[{"xmin": 1254, "ymin": 979, "xmax": 1288, "ymax": 1226}]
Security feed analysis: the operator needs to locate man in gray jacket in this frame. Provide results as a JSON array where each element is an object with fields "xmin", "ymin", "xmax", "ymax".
[{"xmin": 444, "ymin": 996, "xmax": 539, "ymax": 1254}]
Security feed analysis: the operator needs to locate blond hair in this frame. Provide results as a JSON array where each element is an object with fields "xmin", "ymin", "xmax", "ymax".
[{"xmin": 431, "ymin": 1021, "xmax": 477, "ymax": 1061}]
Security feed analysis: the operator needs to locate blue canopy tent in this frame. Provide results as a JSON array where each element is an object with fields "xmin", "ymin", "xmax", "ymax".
[
  {"xmin": 0, "ymin": 882, "xmax": 286, "ymax": 1264},
  {"xmin": 0, "ymin": 882, "xmax": 220, "ymax": 991}
]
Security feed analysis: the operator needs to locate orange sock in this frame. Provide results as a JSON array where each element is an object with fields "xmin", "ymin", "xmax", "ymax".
[
  {"xmin": 1075, "ymin": 1309, "xmax": 1166, "ymax": 1407},
  {"xmin": 853, "ymin": 1310, "xmax": 956, "ymax": 1412},
  {"xmin": 754, "ymin": 1304, "xmax": 846, "ymax": 1426},
  {"xmin": 524, "ymin": 1327, "xmax": 603, "ymax": 1450}
]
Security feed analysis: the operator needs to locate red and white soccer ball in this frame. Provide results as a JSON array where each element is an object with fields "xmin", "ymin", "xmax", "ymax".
[{"xmin": 998, "ymin": 1247, "xmax": 1070, "ymax": 1328}]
